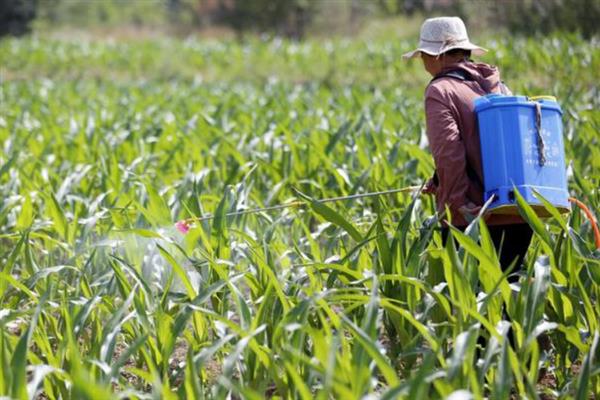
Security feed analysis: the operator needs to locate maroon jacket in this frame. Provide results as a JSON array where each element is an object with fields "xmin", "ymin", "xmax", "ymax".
[{"xmin": 425, "ymin": 60, "xmax": 523, "ymax": 227}]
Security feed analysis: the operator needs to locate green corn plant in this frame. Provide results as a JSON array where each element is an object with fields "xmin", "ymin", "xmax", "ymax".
[{"xmin": 0, "ymin": 32, "xmax": 598, "ymax": 398}]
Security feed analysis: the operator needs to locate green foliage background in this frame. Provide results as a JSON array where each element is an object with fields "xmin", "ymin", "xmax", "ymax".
[
  {"xmin": 0, "ymin": 32, "xmax": 599, "ymax": 398},
  {"xmin": 18, "ymin": 0, "xmax": 600, "ymax": 38}
]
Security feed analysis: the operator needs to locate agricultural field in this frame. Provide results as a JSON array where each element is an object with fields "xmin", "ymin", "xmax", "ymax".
[{"xmin": 0, "ymin": 33, "xmax": 599, "ymax": 399}]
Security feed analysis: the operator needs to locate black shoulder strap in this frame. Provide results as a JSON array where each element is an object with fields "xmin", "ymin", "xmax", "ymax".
[{"xmin": 431, "ymin": 69, "xmax": 472, "ymax": 83}]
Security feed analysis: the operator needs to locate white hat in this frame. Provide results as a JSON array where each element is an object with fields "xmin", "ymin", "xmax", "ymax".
[{"xmin": 402, "ymin": 16, "xmax": 487, "ymax": 59}]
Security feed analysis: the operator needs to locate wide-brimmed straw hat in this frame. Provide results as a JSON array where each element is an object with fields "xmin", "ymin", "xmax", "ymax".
[{"xmin": 402, "ymin": 16, "xmax": 487, "ymax": 59}]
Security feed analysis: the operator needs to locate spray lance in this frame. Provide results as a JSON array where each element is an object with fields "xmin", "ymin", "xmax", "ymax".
[
  {"xmin": 175, "ymin": 185, "xmax": 421, "ymax": 234},
  {"xmin": 173, "ymin": 185, "xmax": 599, "ymax": 249}
]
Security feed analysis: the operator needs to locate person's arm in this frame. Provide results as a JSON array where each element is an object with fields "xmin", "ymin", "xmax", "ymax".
[{"xmin": 424, "ymin": 86, "xmax": 475, "ymax": 216}]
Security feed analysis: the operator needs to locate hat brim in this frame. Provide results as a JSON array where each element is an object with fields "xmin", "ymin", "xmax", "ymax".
[{"xmin": 402, "ymin": 43, "xmax": 488, "ymax": 59}]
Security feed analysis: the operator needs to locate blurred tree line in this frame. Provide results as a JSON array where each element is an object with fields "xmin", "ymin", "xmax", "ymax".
[
  {"xmin": 0, "ymin": 0, "xmax": 37, "ymax": 36},
  {"xmin": 1, "ymin": 0, "xmax": 599, "ymax": 39}
]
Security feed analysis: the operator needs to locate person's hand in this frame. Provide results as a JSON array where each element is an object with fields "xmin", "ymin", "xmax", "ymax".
[
  {"xmin": 458, "ymin": 202, "xmax": 482, "ymax": 217},
  {"xmin": 422, "ymin": 178, "xmax": 437, "ymax": 195}
]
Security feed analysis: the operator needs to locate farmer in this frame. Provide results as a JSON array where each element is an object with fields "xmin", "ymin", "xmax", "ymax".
[{"xmin": 403, "ymin": 17, "xmax": 533, "ymax": 278}]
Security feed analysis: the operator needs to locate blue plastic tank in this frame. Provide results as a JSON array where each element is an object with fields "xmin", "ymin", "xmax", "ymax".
[{"xmin": 473, "ymin": 94, "xmax": 570, "ymax": 215}]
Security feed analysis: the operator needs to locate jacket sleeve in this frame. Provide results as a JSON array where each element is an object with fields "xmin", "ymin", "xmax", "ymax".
[{"xmin": 424, "ymin": 85, "xmax": 470, "ymax": 213}]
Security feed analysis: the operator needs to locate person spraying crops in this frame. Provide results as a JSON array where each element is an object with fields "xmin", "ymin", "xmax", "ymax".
[
  {"xmin": 403, "ymin": 16, "xmax": 533, "ymax": 278},
  {"xmin": 174, "ymin": 17, "xmax": 599, "ymax": 257}
]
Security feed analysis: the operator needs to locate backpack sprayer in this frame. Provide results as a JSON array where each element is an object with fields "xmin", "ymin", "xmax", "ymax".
[
  {"xmin": 175, "ymin": 94, "xmax": 600, "ymax": 249},
  {"xmin": 474, "ymin": 93, "xmax": 599, "ymax": 248},
  {"xmin": 475, "ymin": 94, "xmax": 570, "ymax": 215}
]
